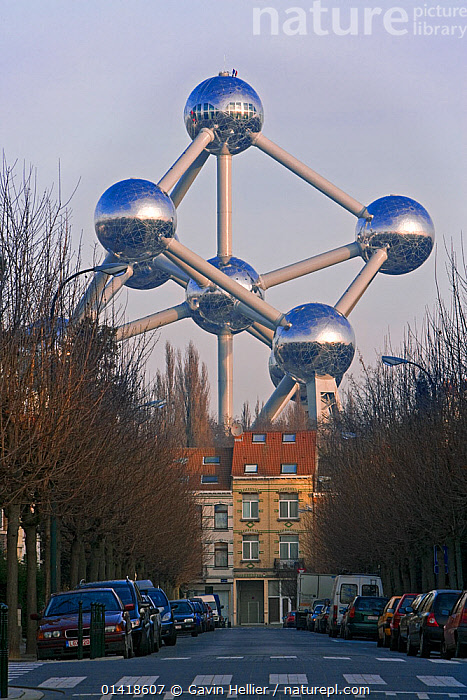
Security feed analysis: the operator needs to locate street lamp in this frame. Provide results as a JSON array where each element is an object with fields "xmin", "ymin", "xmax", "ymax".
[
  {"xmin": 381, "ymin": 355, "xmax": 436, "ymax": 392},
  {"xmin": 50, "ymin": 262, "xmax": 128, "ymax": 321}
]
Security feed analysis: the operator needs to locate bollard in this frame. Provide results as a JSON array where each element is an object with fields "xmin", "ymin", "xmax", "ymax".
[
  {"xmin": 77, "ymin": 601, "xmax": 83, "ymax": 661},
  {"xmin": 0, "ymin": 603, "xmax": 8, "ymax": 698},
  {"xmin": 99, "ymin": 604, "xmax": 105, "ymax": 658},
  {"xmin": 90, "ymin": 603, "xmax": 105, "ymax": 659}
]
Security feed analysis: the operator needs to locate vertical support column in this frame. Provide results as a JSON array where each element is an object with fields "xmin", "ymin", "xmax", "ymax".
[
  {"xmin": 306, "ymin": 376, "xmax": 341, "ymax": 427},
  {"xmin": 218, "ymin": 332, "xmax": 233, "ymax": 428},
  {"xmin": 217, "ymin": 154, "xmax": 232, "ymax": 263}
]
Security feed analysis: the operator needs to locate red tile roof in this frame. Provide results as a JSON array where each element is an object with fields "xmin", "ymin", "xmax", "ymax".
[
  {"xmin": 231, "ymin": 431, "xmax": 316, "ymax": 477},
  {"xmin": 182, "ymin": 447, "xmax": 233, "ymax": 490}
]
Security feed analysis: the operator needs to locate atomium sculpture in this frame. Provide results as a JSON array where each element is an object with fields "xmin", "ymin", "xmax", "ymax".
[{"xmin": 74, "ymin": 70, "xmax": 435, "ymax": 429}]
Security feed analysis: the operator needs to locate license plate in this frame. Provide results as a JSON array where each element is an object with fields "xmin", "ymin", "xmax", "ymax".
[
  {"xmin": 66, "ymin": 638, "xmax": 90, "ymax": 647},
  {"xmin": 175, "ymin": 625, "xmax": 182, "ymax": 629},
  {"xmin": 367, "ymin": 615, "xmax": 378, "ymax": 620}
]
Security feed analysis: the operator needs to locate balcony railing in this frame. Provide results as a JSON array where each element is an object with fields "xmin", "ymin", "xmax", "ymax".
[{"xmin": 274, "ymin": 558, "xmax": 305, "ymax": 571}]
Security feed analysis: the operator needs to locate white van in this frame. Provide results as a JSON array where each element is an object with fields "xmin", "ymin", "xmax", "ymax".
[{"xmin": 328, "ymin": 574, "xmax": 384, "ymax": 636}]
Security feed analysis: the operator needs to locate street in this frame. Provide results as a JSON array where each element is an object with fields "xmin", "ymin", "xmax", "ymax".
[{"xmin": 8, "ymin": 628, "xmax": 467, "ymax": 700}]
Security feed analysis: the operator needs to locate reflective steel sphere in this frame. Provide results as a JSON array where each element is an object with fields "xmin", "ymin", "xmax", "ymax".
[
  {"xmin": 95, "ymin": 179, "xmax": 177, "ymax": 263},
  {"xmin": 273, "ymin": 303, "xmax": 356, "ymax": 382},
  {"xmin": 186, "ymin": 256, "xmax": 264, "ymax": 334},
  {"xmin": 356, "ymin": 195, "xmax": 434, "ymax": 275},
  {"xmin": 184, "ymin": 74, "xmax": 264, "ymax": 155},
  {"xmin": 268, "ymin": 351, "xmax": 307, "ymax": 403},
  {"xmin": 124, "ymin": 257, "xmax": 170, "ymax": 290}
]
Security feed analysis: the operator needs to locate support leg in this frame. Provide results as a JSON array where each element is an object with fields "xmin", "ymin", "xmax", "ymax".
[
  {"xmin": 157, "ymin": 129, "xmax": 214, "ymax": 194},
  {"xmin": 218, "ymin": 332, "xmax": 233, "ymax": 428},
  {"xmin": 170, "ymin": 151, "xmax": 210, "ymax": 208},
  {"xmin": 334, "ymin": 248, "xmax": 388, "ymax": 317},
  {"xmin": 217, "ymin": 154, "xmax": 232, "ymax": 263},
  {"xmin": 306, "ymin": 376, "xmax": 341, "ymax": 427},
  {"xmin": 115, "ymin": 302, "xmax": 191, "ymax": 341},
  {"xmin": 251, "ymin": 374, "xmax": 299, "ymax": 427}
]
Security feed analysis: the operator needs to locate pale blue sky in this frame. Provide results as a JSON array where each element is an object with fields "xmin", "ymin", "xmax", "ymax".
[{"xmin": 2, "ymin": 0, "xmax": 466, "ymax": 415}]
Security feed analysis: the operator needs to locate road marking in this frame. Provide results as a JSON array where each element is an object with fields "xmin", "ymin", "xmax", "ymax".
[
  {"xmin": 8, "ymin": 662, "xmax": 43, "ymax": 681},
  {"xmin": 343, "ymin": 675, "xmax": 386, "ymax": 685},
  {"xmin": 269, "ymin": 675, "xmax": 308, "ymax": 684},
  {"xmin": 217, "ymin": 656, "xmax": 244, "ymax": 659},
  {"xmin": 417, "ymin": 694, "xmax": 429, "ymax": 699},
  {"xmin": 270, "ymin": 655, "xmax": 297, "ymax": 659},
  {"xmin": 429, "ymin": 659, "xmax": 461, "ymax": 664},
  {"xmin": 385, "ymin": 693, "xmax": 398, "ymax": 697},
  {"xmin": 323, "ymin": 656, "xmax": 351, "ymax": 660},
  {"xmin": 375, "ymin": 657, "xmax": 406, "ymax": 662},
  {"xmin": 192, "ymin": 675, "xmax": 233, "ymax": 685},
  {"xmin": 417, "ymin": 676, "xmax": 466, "ymax": 687},
  {"xmin": 161, "ymin": 657, "xmax": 191, "ymax": 660},
  {"xmin": 114, "ymin": 678, "xmax": 160, "ymax": 685},
  {"xmin": 447, "ymin": 695, "xmax": 461, "ymax": 698},
  {"xmin": 39, "ymin": 677, "xmax": 86, "ymax": 689}
]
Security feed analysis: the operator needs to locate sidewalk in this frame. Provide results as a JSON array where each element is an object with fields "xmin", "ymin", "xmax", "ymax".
[{"xmin": 6, "ymin": 689, "xmax": 43, "ymax": 700}]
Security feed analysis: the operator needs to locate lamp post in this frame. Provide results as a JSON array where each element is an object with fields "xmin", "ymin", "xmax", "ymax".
[
  {"xmin": 381, "ymin": 355, "xmax": 436, "ymax": 393},
  {"xmin": 48, "ymin": 262, "xmax": 127, "ymax": 594}
]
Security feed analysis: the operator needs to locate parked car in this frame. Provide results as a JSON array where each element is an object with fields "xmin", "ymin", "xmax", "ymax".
[
  {"xmin": 389, "ymin": 593, "xmax": 419, "ymax": 651},
  {"xmin": 170, "ymin": 599, "xmax": 199, "ymax": 636},
  {"xmin": 135, "ymin": 580, "xmax": 177, "ymax": 646},
  {"xmin": 441, "ymin": 590, "xmax": 467, "ymax": 659},
  {"xmin": 141, "ymin": 594, "xmax": 162, "ymax": 651},
  {"xmin": 191, "ymin": 598, "xmax": 215, "ymax": 631},
  {"xmin": 406, "ymin": 588, "xmax": 461, "ymax": 657},
  {"xmin": 189, "ymin": 600, "xmax": 206, "ymax": 634},
  {"xmin": 76, "ymin": 578, "xmax": 152, "ymax": 656},
  {"xmin": 315, "ymin": 604, "xmax": 331, "ymax": 633},
  {"xmin": 340, "ymin": 596, "xmax": 388, "ymax": 640},
  {"xmin": 328, "ymin": 574, "xmax": 384, "ymax": 637},
  {"xmin": 307, "ymin": 604, "xmax": 324, "ymax": 632},
  {"xmin": 283, "ymin": 610, "xmax": 298, "ymax": 628},
  {"xmin": 193, "ymin": 594, "xmax": 225, "ymax": 627},
  {"xmin": 398, "ymin": 593, "xmax": 428, "ymax": 652},
  {"xmin": 295, "ymin": 610, "xmax": 308, "ymax": 630},
  {"xmin": 32, "ymin": 588, "xmax": 134, "ymax": 660},
  {"xmin": 377, "ymin": 596, "xmax": 401, "ymax": 647}
]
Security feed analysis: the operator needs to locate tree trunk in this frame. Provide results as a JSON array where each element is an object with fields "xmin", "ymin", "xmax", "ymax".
[
  {"xmin": 106, "ymin": 541, "xmax": 115, "ymax": 580},
  {"xmin": 70, "ymin": 537, "xmax": 80, "ymax": 588},
  {"xmin": 454, "ymin": 538, "xmax": 464, "ymax": 589},
  {"xmin": 98, "ymin": 539, "xmax": 106, "ymax": 580},
  {"xmin": 88, "ymin": 541, "xmax": 101, "ymax": 581},
  {"xmin": 6, "ymin": 503, "xmax": 21, "ymax": 660},
  {"xmin": 24, "ymin": 518, "xmax": 38, "ymax": 656},
  {"xmin": 408, "ymin": 552, "xmax": 418, "ymax": 591},
  {"xmin": 78, "ymin": 542, "xmax": 87, "ymax": 583},
  {"xmin": 43, "ymin": 515, "xmax": 51, "ymax": 602},
  {"xmin": 401, "ymin": 559, "xmax": 411, "ymax": 591},
  {"xmin": 56, "ymin": 517, "xmax": 62, "ymax": 592}
]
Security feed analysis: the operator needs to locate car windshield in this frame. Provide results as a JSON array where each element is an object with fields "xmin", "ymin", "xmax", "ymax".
[
  {"xmin": 355, "ymin": 597, "xmax": 388, "ymax": 611},
  {"xmin": 146, "ymin": 590, "xmax": 168, "ymax": 608},
  {"xmin": 45, "ymin": 591, "xmax": 120, "ymax": 615},
  {"xmin": 434, "ymin": 593, "xmax": 460, "ymax": 615},
  {"xmin": 399, "ymin": 595, "xmax": 416, "ymax": 612},
  {"xmin": 171, "ymin": 601, "xmax": 192, "ymax": 614},
  {"xmin": 314, "ymin": 605, "xmax": 324, "ymax": 614}
]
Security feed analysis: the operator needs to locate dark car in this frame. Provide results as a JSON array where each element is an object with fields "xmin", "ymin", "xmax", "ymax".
[
  {"xmin": 442, "ymin": 590, "xmax": 467, "ymax": 659},
  {"xmin": 170, "ymin": 599, "xmax": 199, "ymax": 636},
  {"xmin": 189, "ymin": 600, "xmax": 206, "ymax": 634},
  {"xmin": 316, "ymin": 604, "xmax": 331, "ymax": 633},
  {"xmin": 406, "ymin": 588, "xmax": 461, "ymax": 657},
  {"xmin": 135, "ymin": 580, "xmax": 177, "ymax": 646},
  {"xmin": 377, "ymin": 596, "xmax": 401, "ymax": 648},
  {"xmin": 341, "ymin": 596, "xmax": 389, "ymax": 640},
  {"xmin": 77, "ymin": 578, "xmax": 152, "ymax": 656},
  {"xmin": 191, "ymin": 598, "xmax": 215, "ymax": 632},
  {"xmin": 33, "ymin": 588, "xmax": 133, "ymax": 660},
  {"xmin": 307, "ymin": 605, "xmax": 324, "ymax": 632},
  {"xmin": 398, "ymin": 592, "xmax": 428, "ymax": 652},
  {"xmin": 141, "ymin": 594, "xmax": 162, "ymax": 652},
  {"xmin": 389, "ymin": 593, "xmax": 418, "ymax": 651}
]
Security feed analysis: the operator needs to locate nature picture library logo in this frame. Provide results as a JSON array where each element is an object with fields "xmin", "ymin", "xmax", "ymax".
[{"xmin": 252, "ymin": 1, "xmax": 467, "ymax": 38}]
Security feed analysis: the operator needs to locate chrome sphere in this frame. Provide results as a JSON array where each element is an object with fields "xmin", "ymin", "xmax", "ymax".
[
  {"xmin": 95, "ymin": 179, "xmax": 177, "ymax": 263},
  {"xmin": 356, "ymin": 195, "xmax": 434, "ymax": 275},
  {"xmin": 186, "ymin": 256, "xmax": 264, "ymax": 334},
  {"xmin": 184, "ymin": 73, "xmax": 264, "ymax": 156},
  {"xmin": 124, "ymin": 257, "xmax": 170, "ymax": 290},
  {"xmin": 268, "ymin": 351, "xmax": 307, "ymax": 403},
  {"xmin": 273, "ymin": 303, "xmax": 356, "ymax": 382}
]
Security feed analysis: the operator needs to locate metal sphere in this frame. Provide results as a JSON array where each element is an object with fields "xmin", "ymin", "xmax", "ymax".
[
  {"xmin": 273, "ymin": 303, "xmax": 356, "ymax": 382},
  {"xmin": 124, "ymin": 257, "xmax": 170, "ymax": 290},
  {"xmin": 356, "ymin": 195, "xmax": 434, "ymax": 275},
  {"xmin": 186, "ymin": 256, "xmax": 264, "ymax": 334},
  {"xmin": 268, "ymin": 351, "xmax": 307, "ymax": 403},
  {"xmin": 95, "ymin": 179, "xmax": 177, "ymax": 263},
  {"xmin": 184, "ymin": 73, "xmax": 264, "ymax": 156}
]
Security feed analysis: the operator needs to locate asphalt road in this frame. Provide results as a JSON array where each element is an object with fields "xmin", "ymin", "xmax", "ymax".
[{"xmin": 8, "ymin": 628, "xmax": 467, "ymax": 700}]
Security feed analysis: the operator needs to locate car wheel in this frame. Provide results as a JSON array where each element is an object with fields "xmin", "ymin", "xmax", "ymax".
[
  {"xmin": 440, "ymin": 639, "xmax": 453, "ymax": 660},
  {"xmin": 419, "ymin": 632, "xmax": 431, "ymax": 658},
  {"xmin": 398, "ymin": 634, "xmax": 406, "ymax": 652},
  {"xmin": 455, "ymin": 636, "xmax": 466, "ymax": 659},
  {"xmin": 383, "ymin": 632, "xmax": 391, "ymax": 648},
  {"xmin": 191, "ymin": 631, "xmax": 198, "ymax": 637},
  {"xmin": 406, "ymin": 635, "xmax": 417, "ymax": 656},
  {"xmin": 390, "ymin": 633, "xmax": 398, "ymax": 651},
  {"xmin": 164, "ymin": 631, "xmax": 177, "ymax": 646},
  {"xmin": 377, "ymin": 632, "xmax": 383, "ymax": 647}
]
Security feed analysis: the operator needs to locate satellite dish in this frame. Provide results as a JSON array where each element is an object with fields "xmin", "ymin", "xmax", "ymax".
[{"xmin": 230, "ymin": 421, "xmax": 243, "ymax": 437}]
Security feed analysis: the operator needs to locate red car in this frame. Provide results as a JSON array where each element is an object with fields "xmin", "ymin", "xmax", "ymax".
[
  {"xmin": 283, "ymin": 611, "xmax": 297, "ymax": 628},
  {"xmin": 441, "ymin": 590, "xmax": 467, "ymax": 659},
  {"xmin": 32, "ymin": 588, "xmax": 134, "ymax": 659},
  {"xmin": 389, "ymin": 593, "xmax": 419, "ymax": 651}
]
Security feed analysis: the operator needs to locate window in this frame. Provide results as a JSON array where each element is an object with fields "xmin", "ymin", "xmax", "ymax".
[
  {"xmin": 362, "ymin": 584, "xmax": 379, "ymax": 597},
  {"xmin": 242, "ymin": 493, "xmax": 259, "ymax": 520},
  {"xmin": 282, "ymin": 433, "xmax": 296, "ymax": 443},
  {"xmin": 252, "ymin": 433, "xmax": 266, "ymax": 443},
  {"xmin": 340, "ymin": 584, "xmax": 357, "ymax": 605},
  {"xmin": 214, "ymin": 504, "xmax": 228, "ymax": 529},
  {"xmin": 201, "ymin": 475, "xmax": 218, "ymax": 484},
  {"xmin": 279, "ymin": 493, "xmax": 299, "ymax": 519},
  {"xmin": 242, "ymin": 535, "xmax": 259, "ymax": 560},
  {"xmin": 281, "ymin": 463, "xmax": 297, "ymax": 474},
  {"xmin": 279, "ymin": 535, "xmax": 299, "ymax": 560},
  {"xmin": 214, "ymin": 542, "xmax": 228, "ymax": 568},
  {"xmin": 244, "ymin": 463, "xmax": 258, "ymax": 473},
  {"xmin": 203, "ymin": 456, "xmax": 220, "ymax": 465}
]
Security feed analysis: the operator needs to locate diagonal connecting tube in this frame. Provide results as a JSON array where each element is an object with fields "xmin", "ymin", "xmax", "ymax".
[
  {"xmin": 251, "ymin": 374, "xmax": 300, "ymax": 428},
  {"xmin": 157, "ymin": 129, "xmax": 214, "ymax": 194},
  {"xmin": 115, "ymin": 302, "xmax": 191, "ymax": 341},
  {"xmin": 251, "ymin": 132, "xmax": 370, "ymax": 220},
  {"xmin": 334, "ymin": 248, "xmax": 388, "ymax": 317}
]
